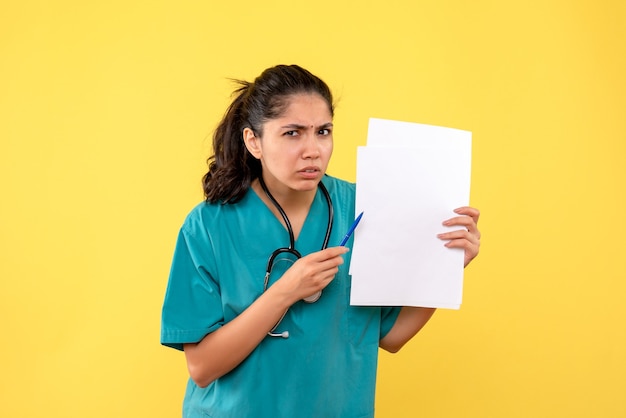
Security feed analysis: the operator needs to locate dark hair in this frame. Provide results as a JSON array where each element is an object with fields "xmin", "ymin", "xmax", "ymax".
[{"xmin": 202, "ymin": 64, "xmax": 334, "ymax": 203}]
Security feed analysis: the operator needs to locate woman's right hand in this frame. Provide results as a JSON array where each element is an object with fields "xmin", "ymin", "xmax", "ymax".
[
  {"xmin": 184, "ymin": 246, "xmax": 349, "ymax": 388},
  {"xmin": 274, "ymin": 246, "xmax": 349, "ymax": 304}
]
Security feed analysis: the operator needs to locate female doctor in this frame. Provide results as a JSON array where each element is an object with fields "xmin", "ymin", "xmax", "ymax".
[{"xmin": 161, "ymin": 64, "xmax": 481, "ymax": 417}]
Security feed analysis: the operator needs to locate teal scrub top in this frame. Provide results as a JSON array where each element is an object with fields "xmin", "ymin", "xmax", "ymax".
[{"xmin": 161, "ymin": 176, "xmax": 400, "ymax": 418}]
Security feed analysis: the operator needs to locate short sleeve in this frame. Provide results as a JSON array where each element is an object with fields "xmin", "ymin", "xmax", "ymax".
[
  {"xmin": 160, "ymin": 223, "xmax": 223, "ymax": 351},
  {"xmin": 379, "ymin": 307, "xmax": 401, "ymax": 340}
]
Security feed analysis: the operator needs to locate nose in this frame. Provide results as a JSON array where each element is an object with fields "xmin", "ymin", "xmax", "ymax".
[{"xmin": 302, "ymin": 133, "xmax": 320, "ymax": 159}]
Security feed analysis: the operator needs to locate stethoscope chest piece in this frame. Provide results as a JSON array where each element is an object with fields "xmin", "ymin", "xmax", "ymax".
[{"xmin": 302, "ymin": 290, "xmax": 322, "ymax": 303}]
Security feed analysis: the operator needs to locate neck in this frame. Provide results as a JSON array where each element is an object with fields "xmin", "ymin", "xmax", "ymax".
[
  {"xmin": 255, "ymin": 176, "xmax": 317, "ymax": 212},
  {"xmin": 253, "ymin": 177, "xmax": 318, "ymax": 240}
]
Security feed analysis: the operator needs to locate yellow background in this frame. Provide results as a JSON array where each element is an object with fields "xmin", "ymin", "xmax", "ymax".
[{"xmin": 1, "ymin": 0, "xmax": 625, "ymax": 416}]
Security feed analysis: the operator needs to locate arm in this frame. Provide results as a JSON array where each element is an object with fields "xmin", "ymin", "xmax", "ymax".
[
  {"xmin": 379, "ymin": 307, "xmax": 436, "ymax": 353},
  {"xmin": 184, "ymin": 246, "xmax": 349, "ymax": 388},
  {"xmin": 379, "ymin": 206, "xmax": 481, "ymax": 353}
]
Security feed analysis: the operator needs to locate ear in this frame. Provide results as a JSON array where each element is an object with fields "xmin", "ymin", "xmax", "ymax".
[{"xmin": 243, "ymin": 127, "xmax": 262, "ymax": 159}]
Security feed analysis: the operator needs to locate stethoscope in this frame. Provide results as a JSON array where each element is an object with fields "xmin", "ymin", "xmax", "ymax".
[{"xmin": 258, "ymin": 175, "xmax": 334, "ymax": 338}]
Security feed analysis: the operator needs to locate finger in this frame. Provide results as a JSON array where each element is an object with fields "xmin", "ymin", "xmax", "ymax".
[
  {"xmin": 443, "ymin": 216, "xmax": 475, "ymax": 227},
  {"xmin": 305, "ymin": 265, "xmax": 340, "ymax": 292},
  {"xmin": 318, "ymin": 266, "xmax": 340, "ymax": 283},
  {"xmin": 443, "ymin": 217, "xmax": 480, "ymax": 237},
  {"xmin": 296, "ymin": 252, "xmax": 345, "ymax": 276},
  {"xmin": 318, "ymin": 255, "xmax": 346, "ymax": 271},
  {"xmin": 454, "ymin": 206, "xmax": 480, "ymax": 224},
  {"xmin": 444, "ymin": 237, "xmax": 479, "ymax": 249},
  {"xmin": 449, "ymin": 240, "xmax": 480, "ymax": 264},
  {"xmin": 443, "ymin": 235, "xmax": 480, "ymax": 247},
  {"xmin": 438, "ymin": 229, "xmax": 480, "ymax": 245},
  {"xmin": 314, "ymin": 246, "xmax": 350, "ymax": 260}
]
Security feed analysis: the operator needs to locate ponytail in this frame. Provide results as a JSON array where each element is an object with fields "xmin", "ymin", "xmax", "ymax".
[{"xmin": 202, "ymin": 81, "xmax": 261, "ymax": 203}]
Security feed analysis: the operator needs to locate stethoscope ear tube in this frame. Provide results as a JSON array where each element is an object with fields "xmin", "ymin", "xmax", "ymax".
[
  {"xmin": 268, "ymin": 309, "xmax": 289, "ymax": 338},
  {"xmin": 268, "ymin": 330, "xmax": 289, "ymax": 338}
]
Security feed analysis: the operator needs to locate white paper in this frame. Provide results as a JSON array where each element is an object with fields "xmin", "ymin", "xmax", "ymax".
[{"xmin": 349, "ymin": 118, "xmax": 472, "ymax": 309}]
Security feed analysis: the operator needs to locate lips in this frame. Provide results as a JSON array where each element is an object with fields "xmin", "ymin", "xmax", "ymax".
[
  {"xmin": 299, "ymin": 166, "xmax": 320, "ymax": 173},
  {"xmin": 298, "ymin": 166, "xmax": 321, "ymax": 178}
]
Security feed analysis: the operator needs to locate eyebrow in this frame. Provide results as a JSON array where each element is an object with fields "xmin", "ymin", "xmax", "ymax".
[{"xmin": 280, "ymin": 122, "xmax": 334, "ymax": 130}]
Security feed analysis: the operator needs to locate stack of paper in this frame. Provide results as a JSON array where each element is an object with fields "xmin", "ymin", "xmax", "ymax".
[{"xmin": 349, "ymin": 118, "xmax": 472, "ymax": 309}]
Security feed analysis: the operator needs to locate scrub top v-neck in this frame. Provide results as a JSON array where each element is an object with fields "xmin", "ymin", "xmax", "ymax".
[{"xmin": 161, "ymin": 175, "xmax": 401, "ymax": 418}]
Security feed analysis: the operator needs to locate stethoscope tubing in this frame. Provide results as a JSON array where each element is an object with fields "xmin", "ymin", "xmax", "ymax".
[
  {"xmin": 258, "ymin": 175, "xmax": 334, "ymax": 336},
  {"xmin": 259, "ymin": 176, "xmax": 333, "ymax": 279}
]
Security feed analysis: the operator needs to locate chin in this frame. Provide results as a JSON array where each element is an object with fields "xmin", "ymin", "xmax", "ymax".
[{"xmin": 292, "ymin": 179, "xmax": 321, "ymax": 192}]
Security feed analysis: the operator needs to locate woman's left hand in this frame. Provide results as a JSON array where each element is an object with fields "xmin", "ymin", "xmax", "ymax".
[{"xmin": 438, "ymin": 206, "xmax": 481, "ymax": 267}]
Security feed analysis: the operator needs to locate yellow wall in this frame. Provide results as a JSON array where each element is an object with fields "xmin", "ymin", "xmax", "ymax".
[{"xmin": 1, "ymin": 1, "xmax": 624, "ymax": 416}]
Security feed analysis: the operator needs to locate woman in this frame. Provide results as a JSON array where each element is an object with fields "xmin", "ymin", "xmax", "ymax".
[{"xmin": 161, "ymin": 64, "xmax": 481, "ymax": 417}]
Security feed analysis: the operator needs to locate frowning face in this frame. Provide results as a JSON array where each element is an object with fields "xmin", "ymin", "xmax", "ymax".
[{"xmin": 244, "ymin": 93, "xmax": 334, "ymax": 198}]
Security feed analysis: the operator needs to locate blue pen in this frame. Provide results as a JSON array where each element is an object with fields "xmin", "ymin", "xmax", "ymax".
[{"xmin": 339, "ymin": 211, "xmax": 364, "ymax": 246}]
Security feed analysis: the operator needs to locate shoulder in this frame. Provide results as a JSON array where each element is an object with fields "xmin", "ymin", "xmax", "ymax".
[
  {"xmin": 322, "ymin": 175, "xmax": 355, "ymax": 211},
  {"xmin": 180, "ymin": 191, "xmax": 252, "ymax": 237}
]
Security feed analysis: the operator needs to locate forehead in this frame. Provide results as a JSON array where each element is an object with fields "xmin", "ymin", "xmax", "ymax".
[{"xmin": 270, "ymin": 93, "xmax": 332, "ymax": 123}]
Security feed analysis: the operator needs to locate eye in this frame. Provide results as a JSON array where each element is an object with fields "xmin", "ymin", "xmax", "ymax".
[
  {"xmin": 318, "ymin": 128, "xmax": 331, "ymax": 136},
  {"xmin": 283, "ymin": 130, "xmax": 299, "ymax": 137}
]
